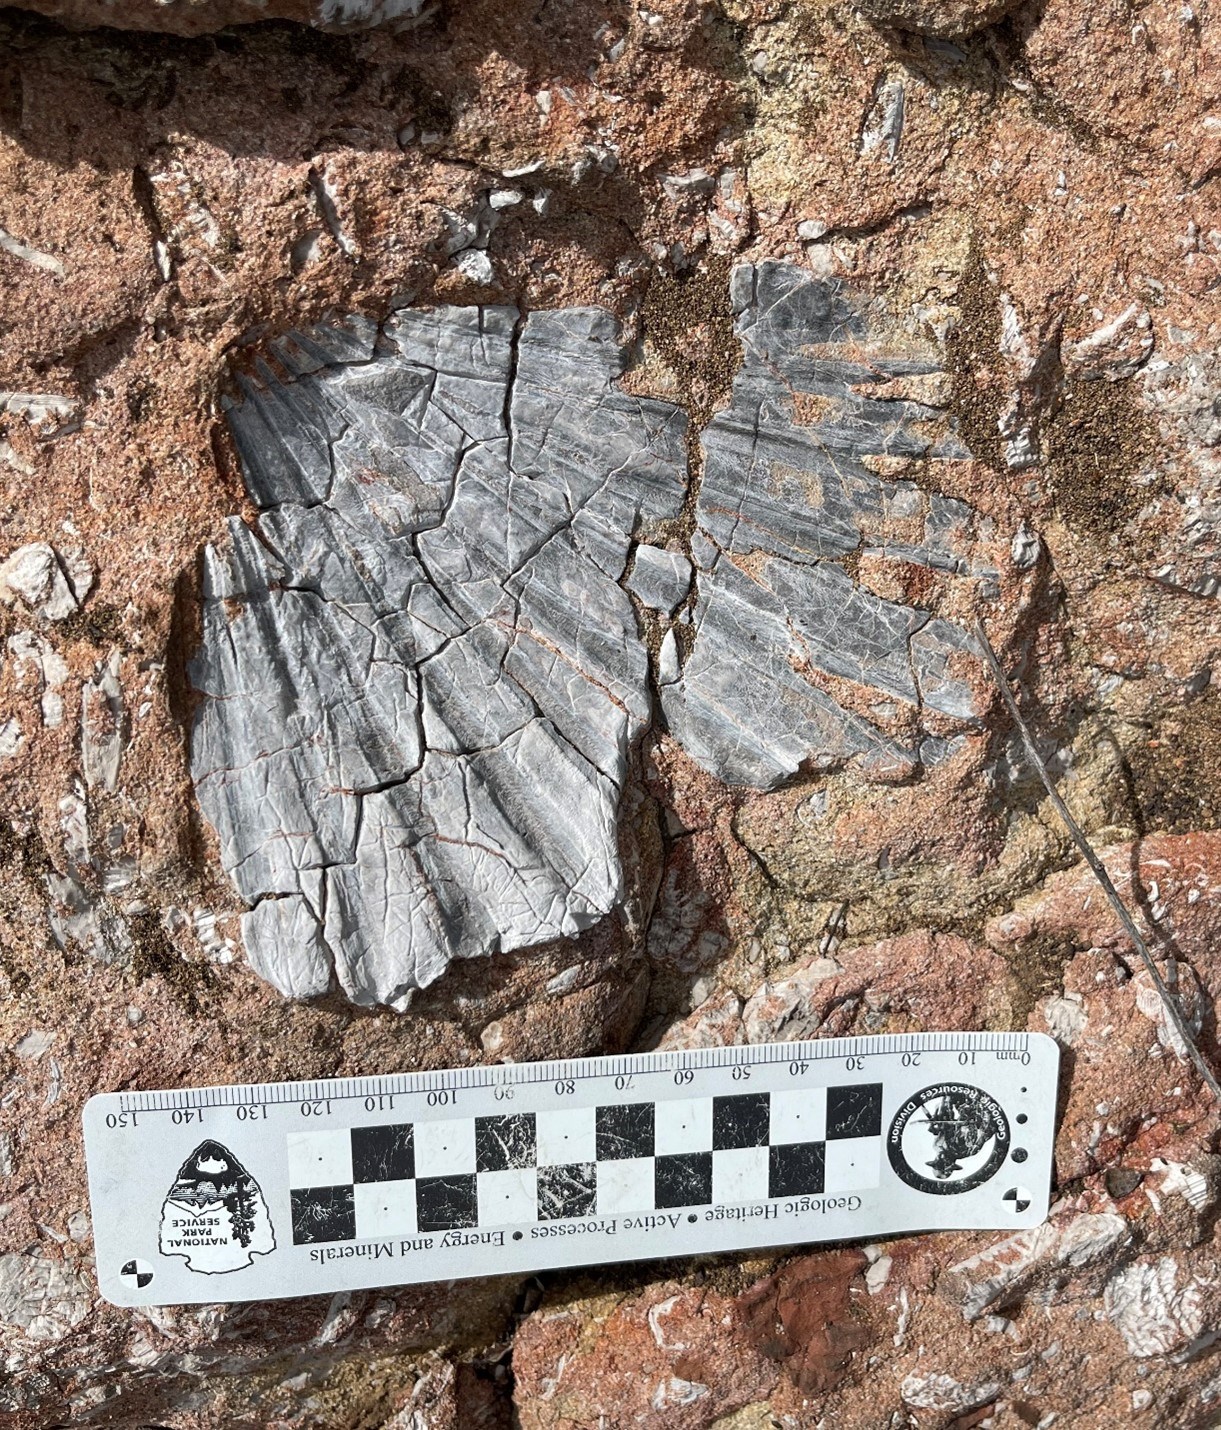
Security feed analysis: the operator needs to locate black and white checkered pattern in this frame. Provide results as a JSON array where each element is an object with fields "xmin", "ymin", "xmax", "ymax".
[{"xmin": 288, "ymin": 1084, "xmax": 884, "ymax": 1245}]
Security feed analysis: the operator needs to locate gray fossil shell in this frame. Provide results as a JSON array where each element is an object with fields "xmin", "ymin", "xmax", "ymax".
[{"xmin": 192, "ymin": 264, "xmax": 990, "ymax": 1007}]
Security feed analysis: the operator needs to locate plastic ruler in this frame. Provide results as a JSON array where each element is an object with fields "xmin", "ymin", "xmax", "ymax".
[{"xmin": 84, "ymin": 1031, "xmax": 1059, "ymax": 1306}]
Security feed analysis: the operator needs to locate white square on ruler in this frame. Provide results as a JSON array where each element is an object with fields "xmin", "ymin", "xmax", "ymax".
[
  {"xmin": 770, "ymin": 1089, "xmax": 826, "ymax": 1145},
  {"xmin": 712, "ymin": 1146, "xmax": 769, "ymax": 1205},
  {"xmin": 597, "ymin": 1156, "xmax": 656, "ymax": 1214},
  {"xmin": 824, "ymin": 1136, "xmax": 881, "ymax": 1194},
  {"xmin": 654, "ymin": 1098, "xmax": 713, "ymax": 1156},
  {"xmin": 536, "ymin": 1107, "xmax": 597, "ymax": 1166},
  {"xmin": 287, "ymin": 1130, "xmax": 352, "ymax": 1188},
  {"xmin": 477, "ymin": 1168, "xmax": 538, "ymax": 1227},
  {"xmin": 414, "ymin": 1119, "xmax": 476, "ymax": 1177},
  {"xmin": 353, "ymin": 1179, "xmax": 417, "ymax": 1237}
]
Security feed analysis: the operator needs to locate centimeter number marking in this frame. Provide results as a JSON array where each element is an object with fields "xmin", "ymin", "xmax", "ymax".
[{"xmin": 114, "ymin": 1031, "xmax": 1033, "ymax": 1114}]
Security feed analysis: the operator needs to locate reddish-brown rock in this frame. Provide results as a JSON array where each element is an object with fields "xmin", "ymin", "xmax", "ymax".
[
  {"xmin": 512, "ymin": 1250, "xmax": 873, "ymax": 1429},
  {"xmin": 2, "ymin": 0, "xmax": 1221, "ymax": 1423},
  {"xmin": 987, "ymin": 834, "xmax": 1221, "ymax": 1181}
]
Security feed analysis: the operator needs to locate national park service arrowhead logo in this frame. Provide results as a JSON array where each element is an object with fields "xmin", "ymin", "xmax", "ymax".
[{"xmin": 158, "ymin": 1140, "xmax": 276, "ymax": 1273}]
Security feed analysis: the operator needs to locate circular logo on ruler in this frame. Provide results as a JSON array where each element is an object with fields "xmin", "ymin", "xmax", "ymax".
[{"xmin": 887, "ymin": 1083, "xmax": 1010, "ymax": 1195}]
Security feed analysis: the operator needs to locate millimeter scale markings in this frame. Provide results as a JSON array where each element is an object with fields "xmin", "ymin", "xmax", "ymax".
[{"xmin": 84, "ymin": 1031, "xmax": 1059, "ymax": 1307}]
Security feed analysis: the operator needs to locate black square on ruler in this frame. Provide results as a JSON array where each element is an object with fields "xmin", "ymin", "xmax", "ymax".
[
  {"xmin": 416, "ymin": 1175, "xmax": 479, "ymax": 1232},
  {"xmin": 596, "ymin": 1102, "xmax": 655, "ymax": 1160},
  {"xmin": 476, "ymin": 1114, "xmax": 537, "ymax": 1172},
  {"xmin": 769, "ymin": 1142, "xmax": 825, "ymax": 1198},
  {"xmin": 712, "ymin": 1093, "xmax": 771, "ymax": 1150},
  {"xmin": 351, "ymin": 1123, "xmax": 414, "ymax": 1183},
  {"xmin": 537, "ymin": 1162, "xmax": 597, "ymax": 1220},
  {"xmin": 290, "ymin": 1186, "xmax": 355, "ymax": 1244},
  {"xmin": 655, "ymin": 1152, "xmax": 713, "ymax": 1208},
  {"xmin": 826, "ymin": 1084, "xmax": 883, "ymax": 1139}
]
